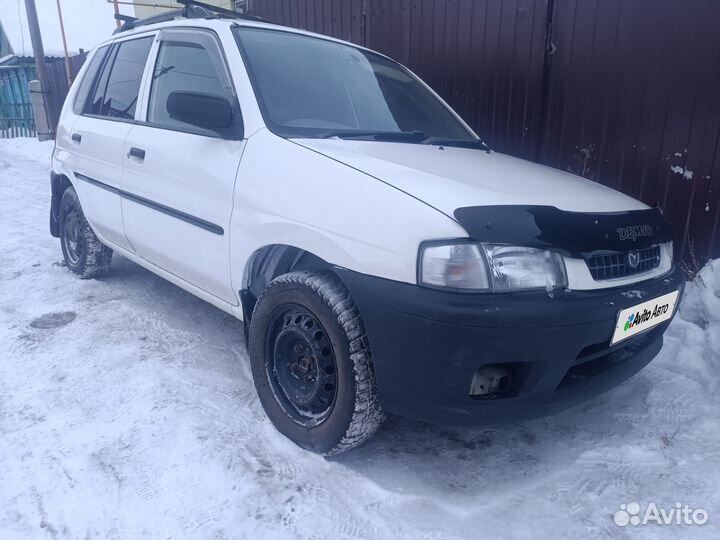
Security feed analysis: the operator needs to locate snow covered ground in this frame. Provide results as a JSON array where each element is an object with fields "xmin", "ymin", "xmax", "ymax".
[{"xmin": 1, "ymin": 138, "xmax": 718, "ymax": 539}]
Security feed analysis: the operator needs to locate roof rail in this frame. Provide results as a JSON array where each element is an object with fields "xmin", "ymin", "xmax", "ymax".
[
  {"xmin": 176, "ymin": 0, "xmax": 269, "ymax": 22},
  {"xmin": 113, "ymin": 0, "xmax": 269, "ymax": 34},
  {"xmin": 115, "ymin": 13, "xmax": 138, "ymax": 24}
]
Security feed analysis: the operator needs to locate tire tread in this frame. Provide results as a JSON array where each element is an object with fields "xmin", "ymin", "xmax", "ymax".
[
  {"xmin": 60, "ymin": 187, "xmax": 113, "ymax": 279},
  {"xmin": 253, "ymin": 271, "xmax": 385, "ymax": 455}
]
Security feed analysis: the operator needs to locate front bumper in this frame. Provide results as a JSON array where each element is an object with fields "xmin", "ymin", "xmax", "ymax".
[{"xmin": 336, "ymin": 265, "xmax": 686, "ymax": 426}]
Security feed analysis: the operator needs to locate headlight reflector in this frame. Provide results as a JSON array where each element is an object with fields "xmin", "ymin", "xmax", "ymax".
[
  {"xmin": 419, "ymin": 242, "xmax": 567, "ymax": 292},
  {"xmin": 481, "ymin": 244, "xmax": 567, "ymax": 291}
]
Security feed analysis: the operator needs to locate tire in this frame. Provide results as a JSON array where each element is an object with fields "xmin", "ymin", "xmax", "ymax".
[
  {"xmin": 59, "ymin": 186, "xmax": 113, "ymax": 279},
  {"xmin": 248, "ymin": 271, "xmax": 385, "ymax": 455}
]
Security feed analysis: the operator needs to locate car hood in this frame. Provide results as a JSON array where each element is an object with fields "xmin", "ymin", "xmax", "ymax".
[{"xmin": 294, "ymin": 139, "xmax": 647, "ymax": 215}]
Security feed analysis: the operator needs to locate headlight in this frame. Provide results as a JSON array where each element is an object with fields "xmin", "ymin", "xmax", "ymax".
[
  {"xmin": 419, "ymin": 242, "xmax": 567, "ymax": 292},
  {"xmin": 482, "ymin": 244, "xmax": 567, "ymax": 291}
]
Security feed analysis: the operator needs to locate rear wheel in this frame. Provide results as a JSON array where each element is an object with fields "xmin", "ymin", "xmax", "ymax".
[
  {"xmin": 59, "ymin": 187, "xmax": 113, "ymax": 279},
  {"xmin": 248, "ymin": 271, "xmax": 385, "ymax": 455}
]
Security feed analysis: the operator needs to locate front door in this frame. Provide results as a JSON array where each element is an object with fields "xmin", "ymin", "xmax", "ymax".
[{"xmin": 121, "ymin": 29, "xmax": 244, "ymax": 304}]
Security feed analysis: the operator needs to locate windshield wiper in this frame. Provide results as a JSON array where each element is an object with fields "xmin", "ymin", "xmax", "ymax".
[
  {"xmin": 317, "ymin": 129, "xmax": 427, "ymax": 142},
  {"xmin": 420, "ymin": 136, "xmax": 491, "ymax": 152},
  {"xmin": 314, "ymin": 130, "xmax": 490, "ymax": 151}
]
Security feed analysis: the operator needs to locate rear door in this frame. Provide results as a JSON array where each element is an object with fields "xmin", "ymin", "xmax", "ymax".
[
  {"xmin": 66, "ymin": 35, "xmax": 154, "ymax": 251},
  {"xmin": 121, "ymin": 29, "xmax": 245, "ymax": 304}
]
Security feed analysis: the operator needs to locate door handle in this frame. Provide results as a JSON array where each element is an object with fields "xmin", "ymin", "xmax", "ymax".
[
  {"xmin": 71, "ymin": 133, "xmax": 81, "ymax": 143},
  {"xmin": 128, "ymin": 147, "xmax": 145, "ymax": 160}
]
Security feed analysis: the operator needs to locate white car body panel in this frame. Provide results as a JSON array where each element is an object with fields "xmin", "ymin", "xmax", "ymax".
[
  {"xmin": 229, "ymin": 129, "xmax": 468, "ymax": 291},
  {"xmin": 121, "ymin": 125, "xmax": 245, "ymax": 304},
  {"xmin": 59, "ymin": 114, "xmax": 135, "ymax": 251},
  {"xmin": 294, "ymin": 139, "xmax": 649, "ymax": 214}
]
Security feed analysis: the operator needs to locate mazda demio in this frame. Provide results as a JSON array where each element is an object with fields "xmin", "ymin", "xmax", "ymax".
[{"xmin": 50, "ymin": 2, "xmax": 685, "ymax": 454}]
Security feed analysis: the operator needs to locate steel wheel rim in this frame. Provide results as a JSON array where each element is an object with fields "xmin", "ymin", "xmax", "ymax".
[
  {"xmin": 265, "ymin": 305, "xmax": 338, "ymax": 426},
  {"xmin": 62, "ymin": 207, "xmax": 83, "ymax": 266}
]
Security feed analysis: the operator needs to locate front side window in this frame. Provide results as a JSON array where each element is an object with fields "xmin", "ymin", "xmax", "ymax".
[
  {"xmin": 234, "ymin": 27, "xmax": 475, "ymax": 141},
  {"xmin": 147, "ymin": 39, "xmax": 230, "ymax": 131},
  {"xmin": 88, "ymin": 36, "xmax": 152, "ymax": 119}
]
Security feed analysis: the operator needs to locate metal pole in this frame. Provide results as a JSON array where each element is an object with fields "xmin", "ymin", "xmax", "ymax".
[
  {"xmin": 55, "ymin": 0, "xmax": 73, "ymax": 87},
  {"xmin": 106, "ymin": 0, "xmax": 178, "ymax": 9},
  {"xmin": 112, "ymin": 0, "xmax": 121, "ymax": 27},
  {"xmin": 24, "ymin": 0, "xmax": 53, "ymax": 139}
]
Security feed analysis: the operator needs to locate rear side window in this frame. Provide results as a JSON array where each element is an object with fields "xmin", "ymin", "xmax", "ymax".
[
  {"xmin": 87, "ymin": 36, "xmax": 153, "ymax": 120},
  {"xmin": 72, "ymin": 45, "xmax": 109, "ymax": 115},
  {"xmin": 147, "ymin": 40, "xmax": 230, "ymax": 131}
]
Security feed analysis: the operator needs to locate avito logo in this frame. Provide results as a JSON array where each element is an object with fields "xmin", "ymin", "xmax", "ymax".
[{"xmin": 624, "ymin": 302, "xmax": 670, "ymax": 332}]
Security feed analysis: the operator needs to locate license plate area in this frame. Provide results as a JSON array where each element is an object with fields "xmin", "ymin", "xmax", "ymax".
[{"xmin": 611, "ymin": 290, "xmax": 680, "ymax": 345}]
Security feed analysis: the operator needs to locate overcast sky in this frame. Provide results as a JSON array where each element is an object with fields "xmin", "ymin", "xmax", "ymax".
[{"xmin": 1, "ymin": 0, "xmax": 135, "ymax": 57}]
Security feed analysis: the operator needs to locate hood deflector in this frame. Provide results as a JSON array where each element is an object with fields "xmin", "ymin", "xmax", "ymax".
[{"xmin": 453, "ymin": 206, "xmax": 673, "ymax": 258}]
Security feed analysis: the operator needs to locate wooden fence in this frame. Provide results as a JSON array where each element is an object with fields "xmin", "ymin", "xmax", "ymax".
[
  {"xmin": 0, "ymin": 53, "xmax": 86, "ymax": 139},
  {"xmin": 0, "ymin": 65, "xmax": 36, "ymax": 138}
]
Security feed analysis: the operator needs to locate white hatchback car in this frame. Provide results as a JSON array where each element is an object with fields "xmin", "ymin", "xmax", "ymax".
[{"xmin": 51, "ymin": 2, "xmax": 684, "ymax": 454}]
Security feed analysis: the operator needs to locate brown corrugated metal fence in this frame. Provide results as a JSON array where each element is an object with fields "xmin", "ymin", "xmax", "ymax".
[{"xmin": 248, "ymin": 0, "xmax": 720, "ymax": 264}]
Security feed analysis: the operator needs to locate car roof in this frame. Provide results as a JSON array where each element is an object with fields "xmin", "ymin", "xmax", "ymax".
[{"xmin": 97, "ymin": 17, "xmax": 379, "ymax": 58}]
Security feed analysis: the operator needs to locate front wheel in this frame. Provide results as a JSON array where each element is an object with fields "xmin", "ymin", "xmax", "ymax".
[{"xmin": 248, "ymin": 271, "xmax": 385, "ymax": 455}]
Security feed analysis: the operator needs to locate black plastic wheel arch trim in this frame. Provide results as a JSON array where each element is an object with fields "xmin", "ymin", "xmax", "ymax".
[
  {"xmin": 73, "ymin": 172, "xmax": 224, "ymax": 235},
  {"xmin": 453, "ymin": 205, "xmax": 673, "ymax": 257}
]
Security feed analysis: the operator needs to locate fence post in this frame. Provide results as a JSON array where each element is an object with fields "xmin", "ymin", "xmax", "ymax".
[
  {"xmin": 28, "ymin": 80, "xmax": 51, "ymax": 140},
  {"xmin": 24, "ymin": 0, "xmax": 53, "ymax": 140}
]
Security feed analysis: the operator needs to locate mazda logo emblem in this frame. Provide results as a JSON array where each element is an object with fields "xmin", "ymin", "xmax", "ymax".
[{"xmin": 627, "ymin": 250, "xmax": 640, "ymax": 269}]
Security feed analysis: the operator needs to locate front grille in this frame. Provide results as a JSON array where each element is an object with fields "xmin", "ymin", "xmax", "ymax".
[
  {"xmin": 586, "ymin": 245, "xmax": 661, "ymax": 280},
  {"xmin": 557, "ymin": 329, "xmax": 660, "ymax": 389}
]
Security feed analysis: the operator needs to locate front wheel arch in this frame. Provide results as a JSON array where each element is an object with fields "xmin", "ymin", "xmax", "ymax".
[{"xmin": 240, "ymin": 244, "xmax": 335, "ymax": 326}]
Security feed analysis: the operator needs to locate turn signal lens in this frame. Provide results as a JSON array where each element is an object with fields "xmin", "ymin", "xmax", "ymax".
[{"xmin": 420, "ymin": 243, "xmax": 490, "ymax": 290}]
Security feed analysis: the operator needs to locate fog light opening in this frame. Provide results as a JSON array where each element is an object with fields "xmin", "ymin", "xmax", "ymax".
[{"xmin": 469, "ymin": 365, "xmax": 514, "ymax": 397}]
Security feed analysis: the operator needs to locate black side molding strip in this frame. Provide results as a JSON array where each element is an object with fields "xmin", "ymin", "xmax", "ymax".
[
  {"xmin": 75, "ymin": 172, "xmax": 119, "ymax": 194},
  {"xmin": 121, "ymin": 190, "xmax": 224, "ymax": 235},
  {"xmin": 73, "ymin": 172, "xmax": 224, "ymax": 236}
]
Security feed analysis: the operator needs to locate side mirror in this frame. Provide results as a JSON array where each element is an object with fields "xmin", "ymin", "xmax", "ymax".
[{"xmin": 166, "ymin": 90, "xmax": 233, "ymax": 131}]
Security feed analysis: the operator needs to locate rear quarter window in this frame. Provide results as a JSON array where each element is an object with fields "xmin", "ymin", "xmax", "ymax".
[{"xmin": 72, "ymin": 45, "xmax": 109, "ymax": 115}]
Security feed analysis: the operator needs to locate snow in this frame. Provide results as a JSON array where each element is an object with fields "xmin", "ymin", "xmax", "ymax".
[
  {"xmin": 670, "ymin": 165, "xmax": 694, "ymax": 180},
  {"xmin": 0, "ymin": 0, "xmax": 134, "ymax": 57},
  {"xmin": 1, "ymin": 137, "xmax": 719, "ymax": 539}
]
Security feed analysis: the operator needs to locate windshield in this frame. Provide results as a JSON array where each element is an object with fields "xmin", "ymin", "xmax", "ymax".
[{"xmin": 234, "ymin": 27, "xmax": 477, "ymax": 142}]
